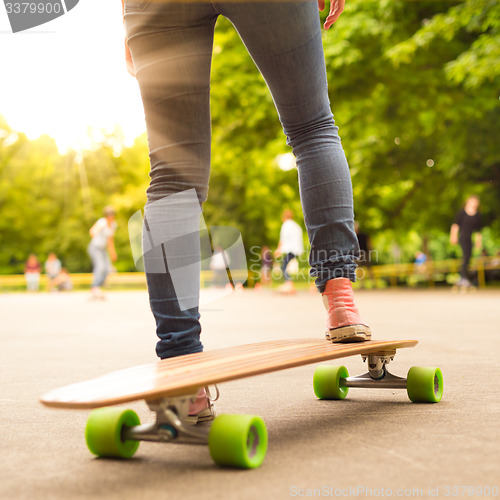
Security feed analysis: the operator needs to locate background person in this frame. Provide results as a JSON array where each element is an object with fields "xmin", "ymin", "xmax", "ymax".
[
  {"xmin": 49, "ymin": 268, "xmax": 73, "ymax": 292},
  {"xmin": 45, "ymin": 252, "xmax": 62, "ymax": 292},
  {"xmin": 24, "ymin": 254, "xmax": 41, "ymax": 292},
  {"xmin": 354, "ymin": 221, "xmax": 374, "ymax": 285},
  {"xmin": 275, "ymin": 209, "xmax": 304, "ymax": 294},
  {"xmin": 259, "ymin": 246, "xmax": 273, "ymax": 288},
  {"xmin": 209, "ymin": 246, "xmax": 230, "ymax": 288},
  {"xmin": 450, "ymin": 195, "xmax": 483, "ymax": 287},
  {"xmin": 88, "ymin": 206, "xmax": 117, "ymax": 299}
]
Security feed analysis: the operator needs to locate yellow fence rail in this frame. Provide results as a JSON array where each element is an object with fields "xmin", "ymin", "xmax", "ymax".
[
  {"xmin": 357, "ymin": 256, "xmax": 500, "ymax": 288},
  {"xmin": 1, "ymin": 256, "xmax": 499, "ymax": 291},
  {"xmin": 0, "ymin": 270, "xmax": 252, "ymax": 290}
]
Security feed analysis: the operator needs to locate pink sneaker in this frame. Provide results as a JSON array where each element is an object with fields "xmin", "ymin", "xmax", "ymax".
[
  {"xmin": 186, "ymin": 386, "xmax": 219, "ymax": 425},
  {"xmin": 322, "ymin": 278, "xmax": 371, "ymax": 342}
]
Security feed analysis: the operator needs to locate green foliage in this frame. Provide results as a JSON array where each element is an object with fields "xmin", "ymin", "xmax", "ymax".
[
  {"xmin": 1, "ymin": 0, "xmax": 499, "ymax": 274},
  {"xmin": 325, "ymin": 0, "xmax": 499, "ymax": 243},
  {"xmin": 0, "ymin": 124, "xmax": 150, "ymax": 273}
]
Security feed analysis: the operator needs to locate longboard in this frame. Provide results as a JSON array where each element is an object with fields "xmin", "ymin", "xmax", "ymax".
[{"xmin": 40, "ymin": 338, "xmax": 443, "ymax": 469}]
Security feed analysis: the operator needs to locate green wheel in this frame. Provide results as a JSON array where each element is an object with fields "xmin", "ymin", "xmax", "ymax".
[
  {"xmin": 407, "ymin": 367, "xmax": 443, "ymax": 403},
  {"xmin": 85, "ymin": 407, "xmax": 141, "ymax": 458},
  {"xmin": 208, "ymin": 414, "xmax": 268, "ymax": 469},
  {"xmin": 313, "ymin": 365, "xmax": 349, "ymax": 400}
]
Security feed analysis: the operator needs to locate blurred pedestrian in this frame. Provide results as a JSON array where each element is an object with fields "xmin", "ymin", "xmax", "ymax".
[
  {"xmin": 49, "ymin": 268, "xmax": 73, "ymax": 292},
  {"xmin": 414, "ymin": 251, "xmax": 427, "ymax": 268},
  {"xmin": 209, "ymin": 246, "xmax": 230, "ymax": 287},
  {"xmin": 275, "ymin": 209, "xmax": 304, "ymax": 294},
  {"xmin": 45, "ymin": 252, "xmax": 62, "ymax": 291},
  {"xmin": 88, "ymin": 206, "xmax": 117, "ymax": 299},
  {"xmin": 354, "ymin": 222, "xmax": 371, "ymax": 265},
  {"xmin": 450, "ymin": 195, "xmax": 482, "ymax": 287},
  {"xmin": 24, "ymin": 254, "xmax": 41, "ymax": 292},
  {"xmin": 354, "ymin": 221, "xmax": 375, "ymax": 285},
  {"xmin": 260, "ymin": 246, "xmax": 273, "ymax": 288}
]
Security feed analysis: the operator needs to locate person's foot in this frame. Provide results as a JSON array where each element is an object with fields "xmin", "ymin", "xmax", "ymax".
[
  {"xmin": 278, "ymin": 281, "xmax": 296, "ymax": 295},
  {"xmin": 322, "ymin": 278, "xmax": 371, "ymax": 342},
  {"xmin": 186, "ymin": 386, "xmax": 219, "ymax": 425},
  {"xmin": 90, "ymin": 287, "xmax": 105, "ymax": 300},
  {"xmin": 456, "ymin": 277, "xmax": 471, "ymax": 287}
]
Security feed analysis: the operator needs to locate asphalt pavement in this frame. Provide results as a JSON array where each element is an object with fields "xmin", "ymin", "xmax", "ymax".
[{"xmin": 1, "ymin": 287, "xmax": 499, "ymax": 499}]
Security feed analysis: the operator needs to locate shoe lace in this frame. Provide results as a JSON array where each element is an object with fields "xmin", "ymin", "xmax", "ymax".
[{"xmin": 205, "ymin": 384, "xmax": 220, "ymax": 403}]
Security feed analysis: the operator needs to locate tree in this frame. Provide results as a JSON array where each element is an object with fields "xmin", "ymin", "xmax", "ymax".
[
  {"xmin": 323, "ymin": 0, "xmax": 499, "ymax": 251},
  {"xmin": 1, "ymin": 0, "xmax": 498, "ymax": 274}
]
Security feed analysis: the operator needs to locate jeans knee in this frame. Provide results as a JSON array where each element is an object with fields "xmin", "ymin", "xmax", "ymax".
[
  {"xmin": 147, "ymin": 161, "xmax": 209, "ymax": 204},
  {"xmin": 284, "ymin": 112, "xmax": 339, "ymax": 154}
]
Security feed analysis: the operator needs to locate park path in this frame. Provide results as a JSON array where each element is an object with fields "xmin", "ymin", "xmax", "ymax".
[{"xmin": 1, "ymin": 288, "xmax": 499, "ymax": 499}]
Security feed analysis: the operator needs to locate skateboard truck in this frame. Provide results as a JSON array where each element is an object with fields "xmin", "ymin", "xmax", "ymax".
[
  {"xmin": 123, "ymin": 395, "xmax": 210, "ymax": 445},
  {"xmin": 85, "ymin": 397, "xmax": 268, "ymax": 468},
  {"xmin": 341, "ymin": 350, "xmax": 407, "ymax": 390},
  {"xmin": 314, "ymin": 349, "xmax": 443, "ymax": 403}
]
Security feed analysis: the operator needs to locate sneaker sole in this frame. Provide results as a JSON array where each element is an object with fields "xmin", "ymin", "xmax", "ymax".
[
  {"xmin": 325, "ymin": 325, "xmax": 371, "ymax": 343},
  {"xmin": 185, "ymin": 406, "xmax": 216, "ymax": 425}
]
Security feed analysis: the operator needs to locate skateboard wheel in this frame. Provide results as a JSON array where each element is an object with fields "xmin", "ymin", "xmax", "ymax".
[
  {"xmin": 85, "ymin": 407, "xmax": 141, "ymax": 459},
  {"xmin": 313, "ymin": 365, "xmax": 349, "ymax": 400},
  {"xmin": 208, "ymin": 415, "xmax": 268, "ymax": 469},
  {"xmin": 406, "ymin": 367, "xmax": 443, "ymax": 403}
]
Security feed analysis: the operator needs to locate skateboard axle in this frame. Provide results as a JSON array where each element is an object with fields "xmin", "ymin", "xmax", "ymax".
[{"xmin": 342, "ymin": 370, "xmax": 407, "ymax": 390}]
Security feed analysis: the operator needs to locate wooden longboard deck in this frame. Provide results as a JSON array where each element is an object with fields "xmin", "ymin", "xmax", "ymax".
[{"xmin": 40, "ymin": 339, "xmax": 417, "ymax": 409}]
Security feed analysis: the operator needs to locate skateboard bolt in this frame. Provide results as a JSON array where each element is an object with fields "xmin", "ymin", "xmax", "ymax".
[{"xmin": 159, "ymin": 424, "xmax": 177, "ymax": 440}]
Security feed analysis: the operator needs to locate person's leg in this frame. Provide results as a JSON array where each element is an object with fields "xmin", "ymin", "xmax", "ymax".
[
  {"xmin": 25, "ymin": 273, "xmax": 36, "ymax": 291},
  {"xmin": 102, "ymin": 251, "xmax": 111, "ymax": 285},
  {"xmin": 459, "ymin": 237, "xmax": 472, "ymax": 283},
  {"xmin": 221, "ymin": 1, "xmax": 357, "ymax": 288},
  {"xmin": 281, "ymin": 252, "xmax": 295, "ymax": 282},
  {"xmin": 26, "ymin": 273, "xmax": 40, "ymax": 291},
  {"xmin": 278, "ymin": 252, "xmax": 297, "ymax": 294},
  {"xmin": 124, "ymin": 1, "xmax": 218, "ymax": 359},
  {"xmin": 221, "ymin": 1, "xmax": 369, "ymax": 340},
  {"xmin": 88, "ymin": 245, "xmax": 101, "ymax": 286},
  {"xmin": 88, "ymin": 245, "xmax": 108, "ymax": 298}
]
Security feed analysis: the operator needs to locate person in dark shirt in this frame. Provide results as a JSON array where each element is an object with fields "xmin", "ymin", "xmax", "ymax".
[{"xmin": 450, "ymin": 195, "xmax": 483, "ymax": 286}]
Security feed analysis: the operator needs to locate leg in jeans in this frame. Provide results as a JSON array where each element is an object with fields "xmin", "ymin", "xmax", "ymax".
[
  {"xmin": 124, "ymin": 1, "xmax": 368, "ymax": 358},
  {"xmin": 88, "ymin": 245, "xmax": 110, "ymax": 287},
  {"xmin": 282, "ymin": 252, "xmax": 296, "ymax": 282},
  {"xmin": 124, "ymin": 2, "xmax": 217, "ymax": 358},
  {"xmin": 219, "ymin": 1, "xmax": 359, "ymax": 292},
  {"xmin": 221, "ymin": 1, "xmax": 370, "ymax": 341},
  {"xmin": 279, "ymin": 251, "xmax": 297, "ymax": 294}
]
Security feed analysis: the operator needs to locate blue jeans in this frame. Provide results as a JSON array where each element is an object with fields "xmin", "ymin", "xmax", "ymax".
[
  {"xmin": 124, "ymin": 0, "xmax": 360, "ymax": 358},
  {"xmin": 88, "ymin": 244, "xmax": 111, "ymax": 287},
  {"xmin": 282, "ymin": 252, "xmax": 298, "ymax": 282}
]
